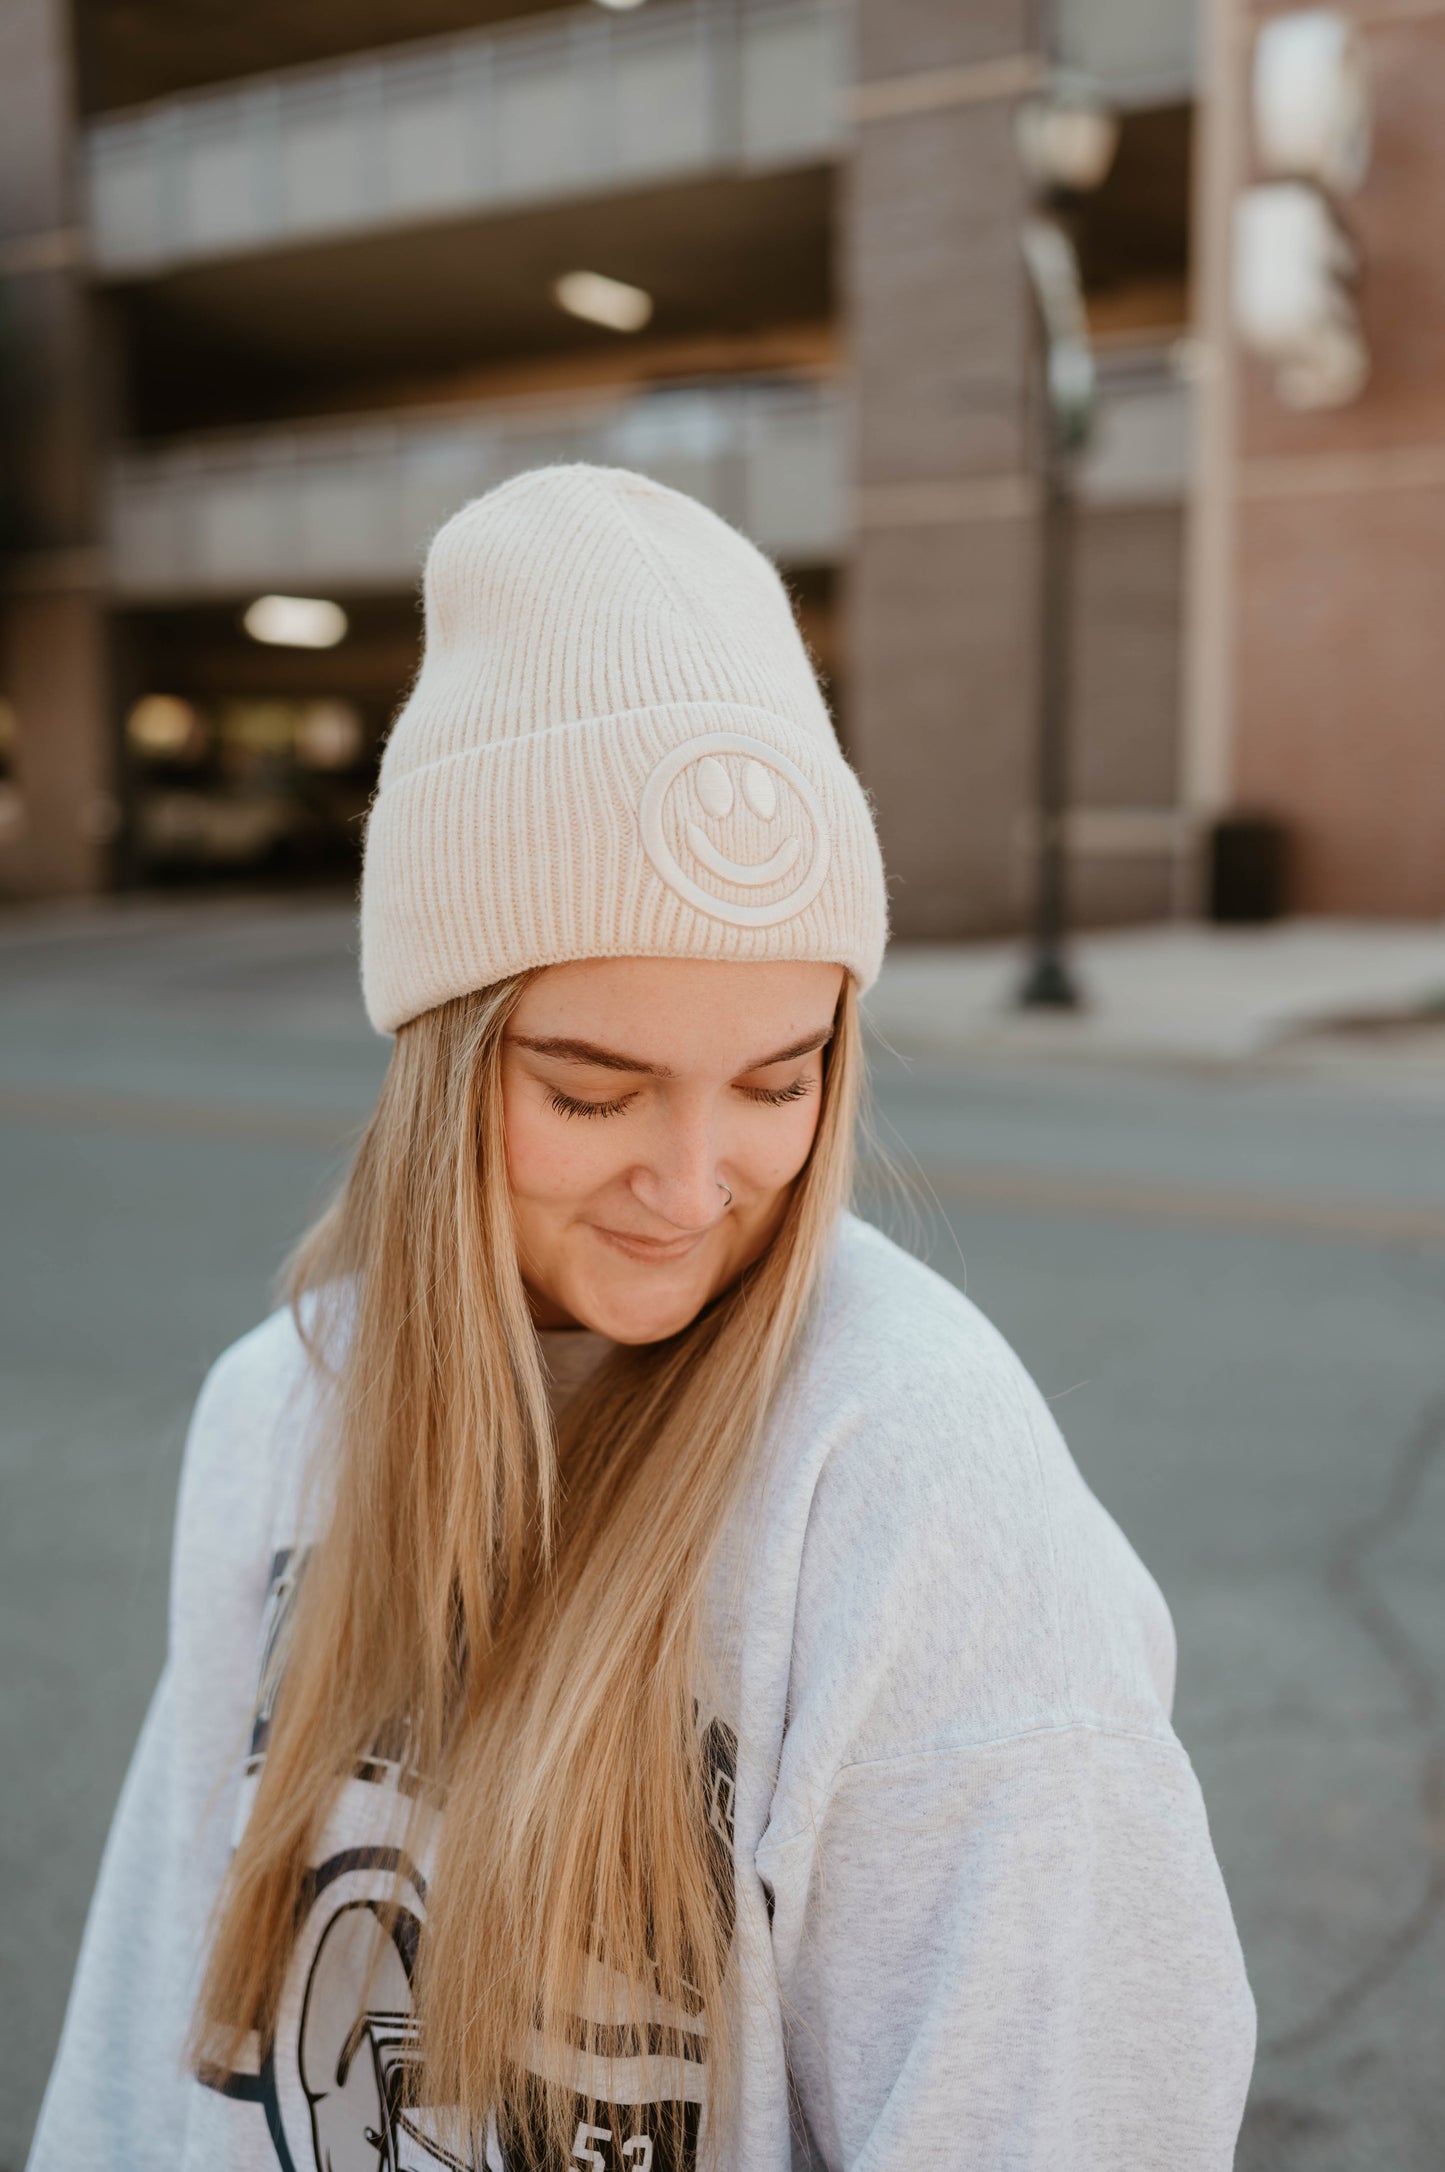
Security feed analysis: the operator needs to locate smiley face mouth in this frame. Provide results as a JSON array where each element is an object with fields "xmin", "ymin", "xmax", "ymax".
[{"xmin": 684, "ymin": 824, "xmax": 802, "ymax": 888}]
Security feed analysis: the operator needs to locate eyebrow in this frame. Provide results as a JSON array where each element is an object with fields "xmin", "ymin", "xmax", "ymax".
[{"xmin": 510, "ymin": 1024, "xmax": 834, "ymax": 1077}]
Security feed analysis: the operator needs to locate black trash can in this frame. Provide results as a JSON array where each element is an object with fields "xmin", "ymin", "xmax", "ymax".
[{"xmin": 1207, "ymin": 815, "xmax": 1289, "ymax": 924}]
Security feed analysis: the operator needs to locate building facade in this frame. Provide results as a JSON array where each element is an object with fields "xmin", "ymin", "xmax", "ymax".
[
  {"xmin": 1191, "ymin": 0, "xmax": 1445, "ymax": 920},
  {"xmin": 3, "ymin": 0, "xmax": 1292, "ymax": 938}
]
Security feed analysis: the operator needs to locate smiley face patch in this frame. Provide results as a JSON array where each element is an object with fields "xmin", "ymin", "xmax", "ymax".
[{"xmin": 639, "ymin": 732, "xmax": 831, "ymax": 927}]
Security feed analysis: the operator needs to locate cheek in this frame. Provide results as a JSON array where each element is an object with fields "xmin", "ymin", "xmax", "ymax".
[
  {"xmin": 733, "ymin": 1095, "xmax": 826, "ymax": 1194},
  {"xmin": 501, "ymin": 1088, "xmax": 622, "ymax": 1208}
]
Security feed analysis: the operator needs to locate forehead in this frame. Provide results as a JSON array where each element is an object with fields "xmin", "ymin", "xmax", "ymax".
[{"xmin": 510, "ymin": 957, "xmax": 844, "ymax": 1069}]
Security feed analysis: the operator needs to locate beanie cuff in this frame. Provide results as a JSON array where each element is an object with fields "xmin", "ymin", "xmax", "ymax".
[{"xmin": 360, "ymin": 701, "xmax": 887, "ymax": 1033}]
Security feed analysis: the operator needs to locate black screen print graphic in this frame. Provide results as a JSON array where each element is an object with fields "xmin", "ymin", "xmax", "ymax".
[{"xmin": 207, "ymin": 1552, "xmax": 737, "ymax": 2172}]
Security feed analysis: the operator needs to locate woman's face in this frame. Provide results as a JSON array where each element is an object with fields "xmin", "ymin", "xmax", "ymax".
[{"xmin": 501, "ymin": 956, "xmax": 845, "ymax": 1344}]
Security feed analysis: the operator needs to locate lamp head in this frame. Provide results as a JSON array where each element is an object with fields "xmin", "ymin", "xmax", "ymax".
[{"xmin": 1016, "ymin": 80, "xmax": 1120, "ymax": 204}]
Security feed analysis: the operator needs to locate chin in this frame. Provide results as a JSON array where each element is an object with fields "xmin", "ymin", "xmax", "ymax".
[{"xmin": 575, "ymin": 1274, "xmax": 712, "ymax": 1347}]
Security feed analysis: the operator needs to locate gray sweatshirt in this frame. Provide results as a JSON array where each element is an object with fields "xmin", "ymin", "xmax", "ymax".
[{"xmin": 28, "ymin": 1213, "xmax": 1255, "ymax": 2171}]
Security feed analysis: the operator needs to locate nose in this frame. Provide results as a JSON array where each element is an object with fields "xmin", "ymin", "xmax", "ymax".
[{"xmin": 628, "ymin": 1111, "xmax": 730, "ymax": 1234}]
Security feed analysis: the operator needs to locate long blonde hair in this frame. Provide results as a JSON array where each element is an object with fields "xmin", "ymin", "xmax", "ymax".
[{"xmin": 193, "ymin": 968, "xmax": 861, "ymax": 2164}]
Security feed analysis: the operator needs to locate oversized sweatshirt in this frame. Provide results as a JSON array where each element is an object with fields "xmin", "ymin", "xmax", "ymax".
[{"xmin": 29, "ymin": 1213, "xmax": 1255, "ymax": 2171}]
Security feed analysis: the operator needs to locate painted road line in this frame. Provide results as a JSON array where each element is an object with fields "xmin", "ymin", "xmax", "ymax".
[{"xmin": 896, "ymin": 1161, "xmax": 1445, "ymax": 1247}]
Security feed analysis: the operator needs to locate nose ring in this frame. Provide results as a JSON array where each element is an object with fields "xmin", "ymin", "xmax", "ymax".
[{"xmin": 718, "ymin": 1181, "xmax": 733, "ymax": 1209}]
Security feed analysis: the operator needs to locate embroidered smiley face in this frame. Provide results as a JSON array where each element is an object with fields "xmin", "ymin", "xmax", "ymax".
[{"xmin": 639, "ymin": 731, "xmax": 831, "ymax": 927}]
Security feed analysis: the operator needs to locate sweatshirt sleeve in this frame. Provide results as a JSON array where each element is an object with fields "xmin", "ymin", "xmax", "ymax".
[
  {"xmin": 27, "ymin": 1321, "xmax": 293, "ymax": 2172},
  {"xmin": 757, "ymin": 1251, "xmax": 1256, "ymax": 2170},
  {"xmin": 768, "ymin": 1724, "xmax": 1255, "ymax": 2171}
]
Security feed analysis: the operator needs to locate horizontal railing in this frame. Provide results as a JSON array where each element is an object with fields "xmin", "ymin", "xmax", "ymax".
[
  {"xmin": 85, "ymin": 0, "xmax": 1196, "ymax": 280},
  {"xmin": 1060, "ymin": 0, "xmax": 1197, "ymax": 108},
  {"xmin": 1082, "ymin": 356, "xmax": 1191, "ymax": 506},
  {"xmin": 86, "ymin": 0, "xmax": 844, "ymax": 277},
  {"xmin": 107, "ymin": 376, "xmax": 846, "ymax": 596},
  {"xmin": 107, "ymin": 365, "xmax": 1190, "ymax": 603}
]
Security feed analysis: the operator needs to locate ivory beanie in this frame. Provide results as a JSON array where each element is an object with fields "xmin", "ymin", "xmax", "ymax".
[{"xmin": 359, "ymin": 462, "xmax": 888, "ymax": 1033}]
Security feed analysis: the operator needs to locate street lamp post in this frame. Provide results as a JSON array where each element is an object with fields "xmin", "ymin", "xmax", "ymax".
[{"xmin": 1014, "ymin": 84, "xmax": 1118, "ymax": 1012}]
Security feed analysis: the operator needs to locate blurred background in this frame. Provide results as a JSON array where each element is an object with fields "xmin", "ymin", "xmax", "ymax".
[{"xmin": 3, "ymin": 0, "xmax": 1445, "ymax": 2167}]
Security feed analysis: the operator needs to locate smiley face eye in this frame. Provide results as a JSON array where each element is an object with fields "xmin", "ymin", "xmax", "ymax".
[
  {"xmin": 742, "ymin": 761, "xmax": 777, "ymax": 820},
  {"xmin": 695, "ymin": 756, "xmax": 734, "ymax": 819}
]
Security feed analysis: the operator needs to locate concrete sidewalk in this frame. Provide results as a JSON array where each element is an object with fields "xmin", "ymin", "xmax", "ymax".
[
  {"xmin": 867, "ymin": 919, "xmax": 1445, "ymax": 1068},
  {"xmin": 5, "ymin": 895, "xmax": 1445, "ymax": 1077}
]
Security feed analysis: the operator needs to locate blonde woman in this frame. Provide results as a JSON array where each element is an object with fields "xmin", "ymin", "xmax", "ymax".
[{"xmin": 30, "ymin": 468, "xmax": 1254, "ymax": 2172}]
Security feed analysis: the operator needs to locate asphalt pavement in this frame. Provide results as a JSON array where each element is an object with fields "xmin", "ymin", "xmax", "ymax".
[{"xmin": 3, "ymin": 896, "xmax": 1444, "ymax": 2172}]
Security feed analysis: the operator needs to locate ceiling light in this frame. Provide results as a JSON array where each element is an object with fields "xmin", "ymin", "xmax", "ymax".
[
  {"xmin": 295, "ymin": 699, "xmax": 365, "ymax": 770},
  {"xmin": 242, "ymin": 594, "xmax": 348, "ymax": 649},
  {"xmin": 592, "ymin": 0, "xmax": 649, "ymax": 11},
  {"xmin": 127, "ymin": 694, "xmax": 201, "ymax": 756},
  {"xmin": 552, "ymin": 269, "xmax": 654, "ymax": 334}
]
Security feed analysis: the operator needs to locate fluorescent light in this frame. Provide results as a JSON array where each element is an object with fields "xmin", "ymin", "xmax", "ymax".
[
  {"xmin": 243, "ymin": 594, "xmax": 348, "ymax": 649},
  {"xmin": 552, "ymin": 269, "xmax": 654, "ymax": 334}
]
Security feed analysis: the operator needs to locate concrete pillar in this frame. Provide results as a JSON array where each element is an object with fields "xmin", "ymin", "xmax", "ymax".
[
  {"xmin": 845, "ymin": 4, "xmax": 1043, "ymax": 937},
  {"xmin": 0, "ymin": 0, "xmax": 115, "ymax": 898}
]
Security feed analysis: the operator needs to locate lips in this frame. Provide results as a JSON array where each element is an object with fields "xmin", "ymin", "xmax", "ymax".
[{"xmin": 592, "ymin": 1224, "xmax": 713, "ymax": 1264}]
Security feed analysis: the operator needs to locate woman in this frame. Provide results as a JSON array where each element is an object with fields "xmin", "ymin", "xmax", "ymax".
[{"xmin": 30, "ymin": 466, "xmax": 1254, "ymax": 2172}]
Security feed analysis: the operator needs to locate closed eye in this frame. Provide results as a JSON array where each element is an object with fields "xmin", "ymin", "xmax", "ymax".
[
  {"xmin": 548, "ymin": 1088, "xmax": 637, "ymax": 1119},
  {"xmin": 739, "ymin": 1075, "xmax": 814, "ymax": 1107},
  {"xmin": 547, "ymin": 1077, "xmax": 815, "ymax": 1116}
]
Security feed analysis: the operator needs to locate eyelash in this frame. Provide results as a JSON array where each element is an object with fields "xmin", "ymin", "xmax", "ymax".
[
  {"xmin": 548, "ymin": 1089, "xmax": 634, "ymax": 1120},
  {"xmin": 744, "ymin": 1077, "xmax": 814, "ymax": 1107},
  {"xmin": 546, "ymin": 1077, "xmax": 815, "ymax": 1120}
]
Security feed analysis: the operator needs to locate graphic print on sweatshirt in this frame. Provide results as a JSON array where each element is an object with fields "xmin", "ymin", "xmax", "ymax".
[{"xmin": 204, "ymin": 1549, "xmax": 737, "ymax": 2172}]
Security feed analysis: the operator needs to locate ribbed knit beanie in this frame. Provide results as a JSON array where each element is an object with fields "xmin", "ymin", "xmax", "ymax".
[{"xmin": 359, "ymin": 463, "xmax": 888, "ymax": 1034}]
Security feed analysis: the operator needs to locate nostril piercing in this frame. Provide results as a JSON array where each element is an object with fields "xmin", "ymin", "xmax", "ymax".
[{"xmin": 718, "ymin": 1181, "xmax": 733, "ymax": 1208}]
